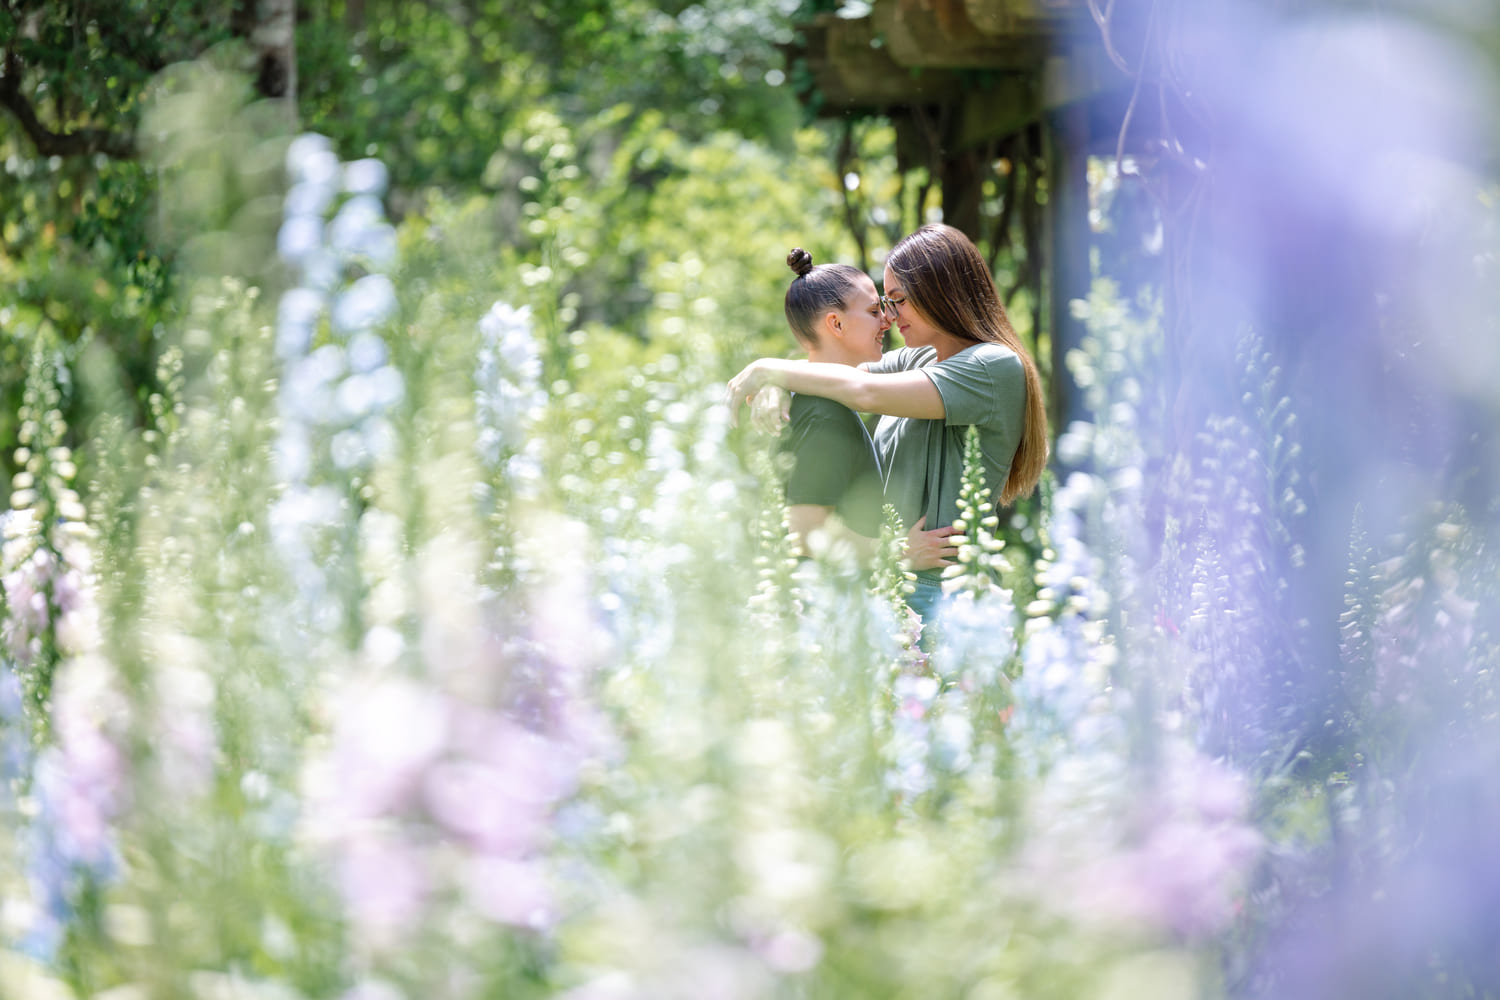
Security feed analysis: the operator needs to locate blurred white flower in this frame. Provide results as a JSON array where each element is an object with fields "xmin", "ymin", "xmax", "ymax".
[
  {"xmin": 300, "ymin": 249, "xmax": 341, "ymax": 292},
  {"xmin": 285, "ymin": 133, "xmax": 337, "ymax": 184},
  {"xmin": 340, "ymin": 979, "xmax": 407, "ymax": 1000},
  {"xmin": 366, "ymin": 366, "xmax": 405, "ymax": 409},
  {"xmin": 328, "ymin": 195, "xmax": 391, "ymax": 259},
  {"xmin": 343, "ymin": 158, "xmax": 390, "ymax": 197},
  {"xmin": 345, "ymin": 330, "xmax": 388, "ymax": 373},
  {"xmin": 276, "ymin": 215, "xmax": 324, "ymax": 264},
  {"xmin": 329, "ymin": 428, "xmax": 368, "ymax": 469},
  {"xmin": 475, "ymin": 301, "xmax": 545, "ymax": 463},
  {"xmin": 936, "ymin": 587, "xmax": 1016, "ymax": 687},
  {"xmin": 313, "ymin": 678, "xmax": 449, "ymax": 824},
  {"xmin": 284, "ymin": 178, "xmax": 337, "ymax": 220},
  {"xmin": 281, "ymin": 345, "xmax": 346, "ymax": 423},
  {"xmin": 331, "ymin": 274, "xmax": 398, "ymax": 334},
  {"xmin": 273, "ymin": 423, "xmax": 312, "ymax": 482},
  {"xmin": 361, "ymin": 416, "xmax": 396, "ymax": 461},
  {"xmin": 275, "ymin": 288, "xmax": 323, "ymax": 360}
]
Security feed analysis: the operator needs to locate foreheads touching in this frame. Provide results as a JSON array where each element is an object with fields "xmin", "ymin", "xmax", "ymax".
[{"xmin": 884, "ymin": 224, "xmax": 1007, "ymax": 344}]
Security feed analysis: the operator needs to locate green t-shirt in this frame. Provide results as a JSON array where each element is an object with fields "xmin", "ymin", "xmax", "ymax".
[
  {"xmin": 867, "ymin": 343, "xmax": 1027, "ymax": 572},
  {"xmin": 779, "ymin": 392, "xmax": 885, "ymax": 539}
]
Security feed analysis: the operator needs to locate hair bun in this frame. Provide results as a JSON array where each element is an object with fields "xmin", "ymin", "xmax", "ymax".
[{"xmin": 786, "ymin": 247, "xmax": 814, "ymax": 277}]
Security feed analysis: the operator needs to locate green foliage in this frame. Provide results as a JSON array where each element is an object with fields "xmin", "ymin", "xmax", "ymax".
[{"xmin": 0, "ymin": 0, "xmax": 812, "ymax": 492}]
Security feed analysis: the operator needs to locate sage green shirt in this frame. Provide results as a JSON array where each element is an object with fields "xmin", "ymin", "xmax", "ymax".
[
  {"xmin": 778, "ymin": 393, "xmax": 885, "ymax": 538},
  {"xmin": 867, "ymin": 343, "xmax": 1027, "ymax": 573}
]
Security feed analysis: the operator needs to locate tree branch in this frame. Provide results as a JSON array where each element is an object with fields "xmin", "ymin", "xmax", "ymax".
[{"xmin": 0, "ymin": 52, "xmax": 136, "ymax": 159}]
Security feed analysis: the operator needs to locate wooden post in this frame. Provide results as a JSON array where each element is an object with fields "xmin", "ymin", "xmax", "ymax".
[{"xmin": 1045, "ymin": 100, "xmax": 1091, "ymax": 447}]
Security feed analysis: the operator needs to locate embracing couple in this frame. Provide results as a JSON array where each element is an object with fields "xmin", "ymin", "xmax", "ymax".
[{"xmin": 726, "ymin": 223, "xmax": 1048, "ymax": 627}]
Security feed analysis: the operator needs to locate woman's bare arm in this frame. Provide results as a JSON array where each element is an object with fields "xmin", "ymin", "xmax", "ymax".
[{"xmin": 728, "ymin": 359, "xmax": 945, "ymax": 423}]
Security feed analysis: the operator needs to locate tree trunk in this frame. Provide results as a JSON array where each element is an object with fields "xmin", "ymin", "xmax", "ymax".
[{"xmin": 234, "ymin": 0, "xmax": 298, "ymax": 106}]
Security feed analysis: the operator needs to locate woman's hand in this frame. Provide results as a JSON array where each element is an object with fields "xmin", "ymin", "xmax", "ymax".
[
  {"xmin": 748, "ymin": 386, "xmax": 791, "ymax": 434},
  {"xmin": 725, "ymin": 359, "xmax": 783, "ymax": 426},
  {"xmin": 904, "ymin": 515, "xmax": 962, "ymax": 571}
]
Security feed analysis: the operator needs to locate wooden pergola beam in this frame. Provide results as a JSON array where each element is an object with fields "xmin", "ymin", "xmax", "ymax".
[{"xmin": 787, "ymin": 0, "xmax": 1131, "ymax": 441}]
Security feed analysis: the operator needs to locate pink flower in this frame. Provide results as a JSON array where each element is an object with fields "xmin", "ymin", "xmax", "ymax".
[
  {"xmin": 338, "ymin": 832, "xmax": 430, "ymax": 944},
  {"xmin": 324, "ymin": 679, "xmax": 449, "ymax": 823},
  {"xmin": 421, "ymin": 757, "xmax": 551, "ymax": 856},
  {"xmin": 465, "ymin": 856, "xmax": 554, "ymax": 928}
]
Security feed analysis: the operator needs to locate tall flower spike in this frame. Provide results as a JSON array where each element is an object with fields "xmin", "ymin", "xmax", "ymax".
[
  {"xmin": 942, "ymin": 425, "xmax": 1007, "ymax": 600},
  {"xmin": 3, "ymin": 342, "xmax": 89, "ymax": 744}
]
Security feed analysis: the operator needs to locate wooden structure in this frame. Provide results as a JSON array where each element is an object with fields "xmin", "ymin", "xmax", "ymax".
[{"xmin": 788, "ymin": 0, "xmax": 1135, "ymax": 435}]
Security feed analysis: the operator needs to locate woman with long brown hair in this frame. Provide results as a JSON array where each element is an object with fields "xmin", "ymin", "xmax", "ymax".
[{"xmin": 727, "ymin": 223, "xmax": 1049, "ymax": 622}]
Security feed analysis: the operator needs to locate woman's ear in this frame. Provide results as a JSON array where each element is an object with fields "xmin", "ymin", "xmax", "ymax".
[{"xmin": 823, "ymin": 310, "xmax": 844, "ymax": 341}]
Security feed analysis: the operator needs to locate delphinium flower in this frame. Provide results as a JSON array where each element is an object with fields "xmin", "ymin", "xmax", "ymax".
[
  {"xmin": 475, "ymin": 300, "xmax": 546, "ymax": 482},
  {"xmin": 0, "ymin": 666, "xmax": 26, "ymax": 782},
  {"xmin": 0, "ymin": 363, "xmax": 128, "ymax": 962},
  {"xmin": 869, "ymin": 427, "xmax": 1018, "ymax": 802},
  {"xmin": 933, "ymin": 427, "xmax": 1020, "ymax": 722},
  {"xmin": 869, "ymin": 503, "xmax": 924, "ymax": 655},
  {"xmin": 271, "ymin": 134, "xmax": 405, "ymax": 635},
  {"xmin": 1021, "ymin": 740, "xmax": 1262, "ymax": 944},
  {"xmin": 1290, "ymin": 506, "xmax": 1499, "ymax": 970},
  {"xmin": 2, "ymin": 351, "xmax": 95, "ymax": 743},
  {"xmin": 304, "ymin": 663, "xmax": 584, "ymax": 947},
  {"xmin": 745, "ymin": 449, "xmax": 804, "ymax": 656},
  {"xmin": 298, "ymin": 293, "xmax": 623, "ymax": 976},
  {"xmin": 1012, "ymin": 479, "xmax": 1261, "ymax": 942},
  {"xmin": 21, "ymin": 646, "xmax": 130, "ymax": 960},
  {"xmin": 1159, "ymin": 331, "xmax": 1310, "ymax": 768},
  {"xmin": 1010, "ymin": 470, "xmax": 1119, "ymax": 779},
  {"xmin": 305, "ymin": 571, "xmax": 580, "ymax": 953},
  {"xmin": 475, "ymin": 298, "xmax": 550, "ymax": 606},
  {"xmin": 1002, "ymin": 295, "xmax": 1265, "ymax": 951}
]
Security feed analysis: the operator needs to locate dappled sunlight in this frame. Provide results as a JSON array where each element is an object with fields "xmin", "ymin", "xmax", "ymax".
[{"xmin": 2, "ymin": 2, "xmax": 1499, "ymax": 998}]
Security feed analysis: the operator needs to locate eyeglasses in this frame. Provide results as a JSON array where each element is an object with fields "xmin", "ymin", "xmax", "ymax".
[{"xmin": 879, "ymin": 293, "xmax": 908, "ymax": 315}]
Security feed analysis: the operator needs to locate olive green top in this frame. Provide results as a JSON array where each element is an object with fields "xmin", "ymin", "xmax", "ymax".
[{"xmin": 867, "ymin": 342, "xmax": 1026, "ymax": 578}]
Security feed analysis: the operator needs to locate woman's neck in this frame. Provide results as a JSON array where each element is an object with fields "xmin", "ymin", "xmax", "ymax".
[
  {"xmin": 807, "ymin": 347, "xmax": 860, "ymax": 368},
  {"xmin": 929, "ymin": 331, "xmax": 973, "ymax": 363}
]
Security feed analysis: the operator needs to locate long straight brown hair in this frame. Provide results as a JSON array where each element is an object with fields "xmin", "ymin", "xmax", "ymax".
[{"xmin": 886, "ymin": 223, "xmax": 1049, "ymax": 506}]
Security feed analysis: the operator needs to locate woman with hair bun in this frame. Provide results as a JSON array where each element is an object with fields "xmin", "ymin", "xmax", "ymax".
[
  {"xmin": 772, "ymin": 247, "xmax": 889, "ymax": 560},
  {"xmin": 728, "ymin": 224, "xmax": 1049, "ymax": 622}
]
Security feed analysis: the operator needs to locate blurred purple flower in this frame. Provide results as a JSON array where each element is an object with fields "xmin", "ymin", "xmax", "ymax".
[
  {"xmin": 1251, "ymin": 739, "xmax": 1500, "ymax": 998},
  {"xmin": 421, "ymin": 756, "xmax": 551, "ymax": 856},
  {"xmin": 320, "ymin": 678, "xmax": 449, "ymax": 824},
  {"xmin": 465, "ymin": 855, "xmax": 554, "ymax": 928},
  {"xmin": 1025, "ymin": 747, "xmax": 1261, "ymax": 943},
  {"xmin": 337, "ymin": 831, "xmax": 430, "ymax": 944}
]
